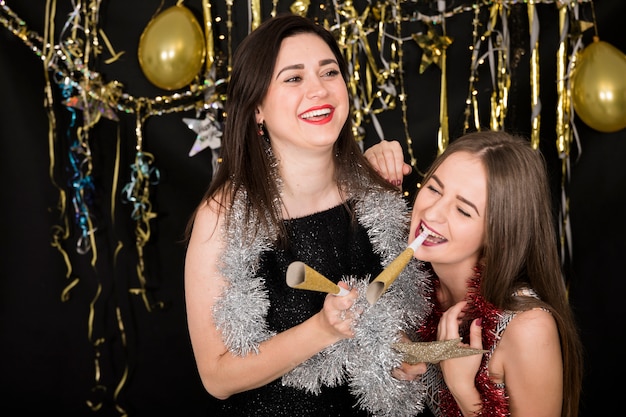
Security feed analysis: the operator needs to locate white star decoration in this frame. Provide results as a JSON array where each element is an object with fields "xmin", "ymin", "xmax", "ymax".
[{"xmin": 183, "ymin": 115, "xmax": 222, "ymax": 157}]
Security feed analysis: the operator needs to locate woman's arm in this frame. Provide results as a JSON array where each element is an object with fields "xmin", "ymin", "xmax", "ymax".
[
  {"xmin": 439, "ymin": 303, "xmax": 563, "ymax": 417},
  {"xmin": 438, "ymin": 301, "xmax": 484, "ymax": 417},
  {"xmin": 184, "ymin": 198, "xmax": 358, "ymax": 399},
  {"xmin": 496, "ymin": 309, "xmax": 563, "ymax": 417}
]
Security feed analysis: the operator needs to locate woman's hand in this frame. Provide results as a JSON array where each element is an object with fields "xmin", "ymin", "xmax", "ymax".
[
  {"xmin": 391, "ymin": 333, "xmax": 427, "ymax": 381},
  {"xmin": 320, "ymin": 281, "xmax": 359, "ymax": 339},
  {"xmin": 392, "ymin": 361, "xmax": 427, "ymax": 381},
  {"xmin": 437, "ymin": 301, "xmax": 484, "ymax": 416},
  {"xmin": 363, "ymin": 140, "xmax": 412, "ymax": 188}
]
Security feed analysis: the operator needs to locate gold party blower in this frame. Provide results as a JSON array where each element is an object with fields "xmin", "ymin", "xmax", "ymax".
[
  {"xmin": 286, "ymin": 261, "xmax": 350, "ymax": 296},
  {"xmin": 365, "ymin": 229, "xmax": 429, "ymax": 304}
]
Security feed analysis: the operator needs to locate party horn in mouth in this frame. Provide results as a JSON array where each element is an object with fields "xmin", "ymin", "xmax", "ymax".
[
  {"xmin": 365, "ymin": 229, "xmax": 429, "ymax": 304},
  {"xmin": 286, "ymin": 261, "xmax": 350, "ymax": 296}
]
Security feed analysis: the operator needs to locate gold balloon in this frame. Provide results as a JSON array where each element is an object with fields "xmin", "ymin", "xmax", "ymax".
[
  {"xmin": 138, "ymin": 5, "xmax": 206, "ymax": 91},
  {"xmin": 572, "ymin": 39, "xmax": 626, "ymax": 133}
]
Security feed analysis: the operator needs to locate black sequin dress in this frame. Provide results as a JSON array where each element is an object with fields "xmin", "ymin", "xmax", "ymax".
[{"xmin": 212, "ymin": 203, "xmax": 382, "ymax": 416}]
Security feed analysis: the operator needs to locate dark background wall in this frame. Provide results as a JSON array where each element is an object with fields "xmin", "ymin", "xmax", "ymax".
[{"xmin": 0, "ymin": 1, "xmax": 623, "ymax": 416}]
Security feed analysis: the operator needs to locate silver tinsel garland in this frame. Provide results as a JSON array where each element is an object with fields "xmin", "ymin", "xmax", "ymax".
[{"xmin": 213, "ymin": 184, "xmax": 431, "ymax": 416}]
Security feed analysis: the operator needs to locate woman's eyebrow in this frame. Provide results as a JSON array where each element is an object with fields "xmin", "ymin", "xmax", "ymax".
[
  {"xmin": 276, "ymin": 59, "xmax": 338, "ymax": 79},
  {"xmin": 276, "ymin": 63, "xmax": 303, "ymax": 79},
  {"xmin": 457, "ymin": 195, "xmax": 480, "ymax": 216},
  {"xmin": 432, "ymin": 174, "xmax": 480, "ymax": 216}
]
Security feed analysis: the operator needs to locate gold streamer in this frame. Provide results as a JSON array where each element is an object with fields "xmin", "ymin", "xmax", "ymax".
[
  {"xmin": 463, "ymin": 5, "xmax": 481, "ymax": 133},
  {"xmin": 202, "ymin": 0, "xmax": 215, "ymax": 72},
  {"xmin": 43, "ymin": 0, "xmax": 73, "ymax": 280},
  {"xmin": 488, "ymin": 3, "xmax": 509, "ymax": 131},
  {"xmin": 334, "ymin": 3, "xmax": 396, "ymax": 145},
  {"xmin": 412, "ymin": 22, "xmax": 452, "ymax": 154},
  {"xmin": 555, "ymin": 4, "xmax": 571, "ymax": 158},
  {"xmin": 271, "ymin": 0, "xmax": 280, "ymax": 18},
  {"xmin": 395, "ymin": 6, "xmax": 418, "ymax": 173},
  {"xmin": 112, "ymin": 306, "xmax": 129, "ymax": 416},
  {"xmin": 290, "ymin": 0, "xmax": 310, "ymax": 17},
  {"xmin": 86, "ymin": 282, "xmax": 105, "ymax": 411},
  {"xmin": 60, "ymin": 277, "xmax": 80, "ymax": 301},
  {"xmin": 251, "ymin": 0, "xmax": 262, "ymax": 31},
  {"xmin": 489, "ymin": 41, "xmax": 510, "ymax": 131},
  {"xmin": 99, "ymin": 28, "xmax": 125, "ymax": 65},
  {"xmin": 125, "ymin": 109, "xmax": 165, "ymax": 312},
  {"xmin": 556, "ymin": 2, "xmax": 575, "ymax": 271},
  {"xmin": 226, "ymin": 0, "xmax": 234, "ymax": 76},
  {"xmin": 437, "ymin": 43, "xmax": 449, "ymax": 155},
  {"xmin": 111, "ymin": 126, "xmax": 122, "ymax": 223},
  {"xmin": 528, "ymin": 1, "xmax": 541, "ymax": 149}
]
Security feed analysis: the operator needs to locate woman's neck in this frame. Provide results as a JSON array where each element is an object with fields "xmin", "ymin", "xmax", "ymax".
[
  {"xmin": 277, "ymin": 150, "xmax": 342, "ymax": 219},
  {"xmin": 432, "ymin": 260, "xmax": 477, "ymax": 309}
]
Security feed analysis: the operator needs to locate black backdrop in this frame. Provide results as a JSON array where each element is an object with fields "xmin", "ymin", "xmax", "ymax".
[{"xmin": 1, "ymin": 1, "xmax": 624, "ymax": 416}]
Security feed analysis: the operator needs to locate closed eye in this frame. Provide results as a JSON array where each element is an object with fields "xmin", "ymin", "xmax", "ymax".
[
  {"xmin": 427, "ymin": 181, "xmax": 474, "ymax": 218},
  {"xmin": 426, "ymin": 184, "xmax": 441, "ymax": 195},
  {"xmin": 457, "ymin": 207, "xmax": 471, "ymax": 217}
]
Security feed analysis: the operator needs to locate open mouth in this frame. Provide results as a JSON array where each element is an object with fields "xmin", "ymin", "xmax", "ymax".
[
  {"xmin": 419, "ymin": 223, "xmax": 447, "ymax": 244},
  {"xmin": 300, "ymin": 107, "xmax": 332, "ymax": 121}
]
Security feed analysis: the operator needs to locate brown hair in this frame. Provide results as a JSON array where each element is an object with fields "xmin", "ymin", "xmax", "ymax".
[
  {"xmin": 419, "ymin": 130, "xmax": 583, "ymax": 417},
  {"xmin": 186, "ymin": 13, "xmax": 393, "ymax": 241}
]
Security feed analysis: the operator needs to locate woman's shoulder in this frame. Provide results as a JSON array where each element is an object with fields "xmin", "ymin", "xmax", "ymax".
[
  {"xmin": 489, "ymin": 307, "xmax": 561, "ymax": 383},
  {"xmin": 190, "ymin": 190, "xmax": 232, "ymax": 239},
  {"xmin": 500, "ymin": 308, "xmax": 559, "ymax": 353},
  {"xmin": 491, "ymin": 307, "xmax": 563, "ymax": 412}
]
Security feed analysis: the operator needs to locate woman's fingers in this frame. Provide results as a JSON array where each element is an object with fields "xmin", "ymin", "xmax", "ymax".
[
  {"xmin": 364, "ymin": 140, "xmax": 410, "ymax": 187},
  {"xmin": 323, "ymin": 281, "xmax": 358, "ymax": 337},
  {"xmin": 392, "ymin": 362, "xmax": 427, "ymax": 381},
  {"xmin": 437, "ymin": 300, "xmax": 468, "ymax": 340},
  {"xmin": 468, "ymin": 318, "xmax": 483, "ymax": 350}
]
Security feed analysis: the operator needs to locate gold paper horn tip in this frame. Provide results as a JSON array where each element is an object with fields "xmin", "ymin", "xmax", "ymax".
[
  {"xmin": 366, "ymin": 281, "xmax": 385, "ymax": 305},
  {"xmin": 365, "ymin": 247, "xmax": 415, "ymax": 304},
  {"xmin": 286, "ymin": 261, "xmax": 306, "ymax": 288}
]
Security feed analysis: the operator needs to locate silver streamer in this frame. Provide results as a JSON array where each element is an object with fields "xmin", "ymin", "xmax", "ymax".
[{"xmin": 213, "ymin": 190, "xmax": 278, "ymax": 355}]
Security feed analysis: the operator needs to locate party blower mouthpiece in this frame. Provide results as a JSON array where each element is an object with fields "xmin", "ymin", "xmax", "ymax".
[
  {"xmin": 286, "ymin": 261, "xmax": 350, "ymax": 296},
  {"xmin": 365, "ymin": 229, "xmax": 429, "ymax": 305}
]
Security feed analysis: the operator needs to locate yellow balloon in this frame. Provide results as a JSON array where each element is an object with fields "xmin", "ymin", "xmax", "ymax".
[
  {"xmin": 572, "ymin": 40, "xmax": 626, "ymax": 133},
  {"xmin": 138, "ymin": 5, "xmax": 206, "ymax": 91}
]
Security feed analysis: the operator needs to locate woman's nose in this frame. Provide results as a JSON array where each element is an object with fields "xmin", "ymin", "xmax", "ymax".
[
  {"xmin": 421, "ymin": 198, "xmax": 447, "ymax": 223},
  {"xmin": 306, "ymin": 77, "xmax": 328, "ymax": 99}
]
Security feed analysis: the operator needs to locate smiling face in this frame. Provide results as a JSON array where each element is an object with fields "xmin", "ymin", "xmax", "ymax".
[
  {"xmin": 255, "ymin": 33, "xmax": 349, "ymax": 153},
  {"xmin": 410, "ymin": 151, "xmax": 487, "ymax": 277}
]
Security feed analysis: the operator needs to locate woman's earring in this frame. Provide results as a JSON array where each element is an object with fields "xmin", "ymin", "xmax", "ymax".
[{"xmin": 257, "ymin": 122, "xmax": 269, "ymax": 142}]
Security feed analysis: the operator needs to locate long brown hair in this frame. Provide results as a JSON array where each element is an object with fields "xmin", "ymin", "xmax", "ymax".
[
  {"xmin": 420, "ymin": 130, "xmax": 583, "ymax": 417},
  {"xmin": 186, "ymin": 14, "xmax": 393, "ymax": 240}
]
